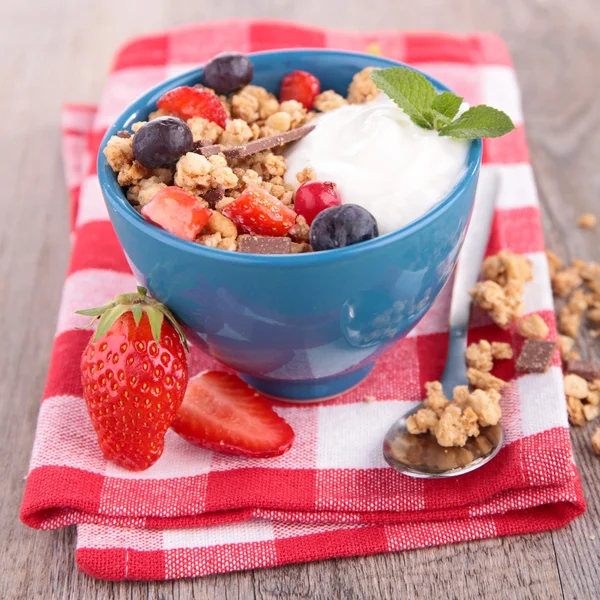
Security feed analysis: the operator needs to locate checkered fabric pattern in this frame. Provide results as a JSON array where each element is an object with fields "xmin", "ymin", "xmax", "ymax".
[{"xmin": 21, "ymin": 21, "xmax": 584, "ymax": 581}]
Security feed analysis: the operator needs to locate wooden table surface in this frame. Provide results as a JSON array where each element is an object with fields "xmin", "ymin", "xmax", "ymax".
[{"xmin": 2, "ymin": 0, "xmax": 599, "ymax": 598}]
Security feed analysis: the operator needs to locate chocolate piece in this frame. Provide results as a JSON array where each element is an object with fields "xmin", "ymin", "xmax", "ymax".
[
  {"xmin": 193, "ymin": 139, "xmax": 213, "ymax": 152},
  {"xmin": 237, "ymin": 235, "xmax": 292, "ymax": 255},
  {"xmin": 564, "ymin": 359, "xmax": 600, "ymax": 381},
  {"xmin": 202, "ymin": 184, "xmax": 224, "ymax": 208},
  {"xmin": 195, "ymin": 144, "xmax": 222, "ymax": 158},
  {"xmin": 516, "ymin": 339, "xmax": 558, "ymax": 373},
  {"xmin": 117, "ymin": 130, "xmax": 131, "ymax": 138},
  {"xmin": 196, "ymin": 124, "xmax": 316, "ymax": 159}
]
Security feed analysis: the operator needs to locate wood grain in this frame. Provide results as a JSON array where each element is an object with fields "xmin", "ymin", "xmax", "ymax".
[{"xmin": 1, "ymin": 0, "xmax": 598, "ymax": 598}]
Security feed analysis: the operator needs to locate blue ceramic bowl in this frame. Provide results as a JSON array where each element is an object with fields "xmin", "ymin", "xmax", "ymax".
[{"xmin": 98, "ymin": 49, "xmax": 482, "ymax": 402}]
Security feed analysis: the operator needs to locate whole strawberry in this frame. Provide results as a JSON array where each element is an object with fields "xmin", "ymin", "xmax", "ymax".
[{"xmin": 77, "ymin": 287, "xmax": 188, "ymax": 471}]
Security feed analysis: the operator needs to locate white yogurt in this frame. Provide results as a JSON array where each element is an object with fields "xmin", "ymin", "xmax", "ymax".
[{"xmin": 284, "ymin": 94, "xmax": 470, "ymax": 235}]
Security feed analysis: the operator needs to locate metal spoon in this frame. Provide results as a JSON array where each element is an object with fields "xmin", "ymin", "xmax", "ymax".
[{"xmin": 383, "ymin": 169, "xmax": 502, "ymax": 478}]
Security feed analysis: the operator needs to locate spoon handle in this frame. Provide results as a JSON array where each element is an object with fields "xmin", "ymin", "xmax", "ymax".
[{"xmin": 440, "ymin": 169, "xmax": 500, "ymax": 397}]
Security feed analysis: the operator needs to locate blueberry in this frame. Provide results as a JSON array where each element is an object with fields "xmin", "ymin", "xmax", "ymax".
[
  {"xmin": 309, "ymin": 204, "xmax": 379, "ymax": 251},
  {"xmin": 202, "ymin": 52, "xmax": 254, "ymax": 95},
  {"xmin": 132, "ymin": 117, "xmax": 193, "ymax": 169}
]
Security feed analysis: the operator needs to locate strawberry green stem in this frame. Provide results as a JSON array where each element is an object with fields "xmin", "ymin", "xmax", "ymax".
[{"xmin": 76, "ymin": 286, "xmax": 188, "ymax": 351}]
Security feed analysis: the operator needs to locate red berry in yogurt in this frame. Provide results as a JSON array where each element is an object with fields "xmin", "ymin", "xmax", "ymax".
[
  {"xmin": 279, "ymin": 70, "xmax": 321, "ymax": 110},
  {"xmin": 293, "ymin": 180, "xmax": 342, "ymax": 225},
  {"xmin": 157, "ymin": 86, "xmax": 228, "ymax": 128},
  {"xmin": 141, "ymin": 187, "xmax": 212, "ymax": 241},
  {"xmin": 221, "ymin": 185, "xmax": 297, "ymax": 237}
]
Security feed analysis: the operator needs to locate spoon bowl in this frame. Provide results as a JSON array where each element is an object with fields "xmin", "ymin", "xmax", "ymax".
[
  {"xmin": 382, "ymin": 169, "xmax": 503, "ymax": 478},
  {"xmin": 383, "ymin": 404, "xmax": 504, "ymax": 478}
]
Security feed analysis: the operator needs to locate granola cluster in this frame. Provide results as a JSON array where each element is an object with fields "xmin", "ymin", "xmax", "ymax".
[
  {"xmin": 546, "ymin": 249, "xmax": 600, "ymax": 454},
  {"xmin": 406, "ymin": 338, "xmax": 511, "ymax": 448},
  {"xmin": 548, "ymin": 251, "xmax": 600, "ymax": 352},
  {"xmin": 517, "ymin": 313, "xmax": 550, "ymax": 340},
  {"xmin": 470, "ymin": 251, "xmax": 533, "ymax": 328},
  {"xmin": 577, "ymin": 212, "xmax": 597, "ymax": 230},
  {"xmin": 406, "ymin": 381, "xmax": 503, "ymax": 448},
  {"xmin": 347, "ymin": 67, "xmax": 380, "ymax": 104},
  {"xmin": 314, "ymin": 90, "xmax": 348, "ymax": 112},
  {"xmin": 466, "ymin": 340, "xmax": 512, "ymax": 371},
  {"xmin": 564, "ymin": 375, "xmax": 600, "ymax": 426},
  {"xmin": 104, "ymin": 68, "xmax": 379, "ymax": 254}
]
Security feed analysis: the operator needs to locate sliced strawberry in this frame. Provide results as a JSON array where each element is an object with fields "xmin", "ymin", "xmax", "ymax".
[
  {"xmin": 141, "ymin": 186, "xmax": 211, "ymax": 241},
  {"xmin": 279, "ymin": 70, "xmax": 321, "ymax": 110},
  {"xmin": 221, "ymin": 185, "xmax": 297, "ymax": 236},
  {"xmin": 171, "ymin": 371, "xmax": 295, "ymax": 457},
  {"xmin": 157, "ymin": 86, "xmax": 228, "ymax": 128}
]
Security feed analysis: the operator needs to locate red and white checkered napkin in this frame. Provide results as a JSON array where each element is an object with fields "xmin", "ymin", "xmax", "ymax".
[{"xmin": 21, "ymin": 21, "xmax": 585, "ymax": 581}]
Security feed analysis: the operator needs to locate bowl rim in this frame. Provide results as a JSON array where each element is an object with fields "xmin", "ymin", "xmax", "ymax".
[{"xmin": 98, "ymin": 48, "xmax": 482, "ymax": 267}]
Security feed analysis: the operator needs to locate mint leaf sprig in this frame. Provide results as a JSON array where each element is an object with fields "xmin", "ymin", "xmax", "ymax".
[{"xmin": 370, "ymin": 67, "xmax": 515, "ymax": 139}]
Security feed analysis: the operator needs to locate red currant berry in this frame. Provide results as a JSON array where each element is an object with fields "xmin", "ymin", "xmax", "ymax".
[
  {"xmin": 279, "ymin": 70, "xmax": 321, "ymax": 110},
  {"xmin": 294, "ymin": 180, "xmax": 342, "ymax": 225}
]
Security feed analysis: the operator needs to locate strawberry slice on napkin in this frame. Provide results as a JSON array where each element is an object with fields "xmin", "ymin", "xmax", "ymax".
[{"xmin": 172, "ymin": 371, "xmax": 295, "ymax": 457}]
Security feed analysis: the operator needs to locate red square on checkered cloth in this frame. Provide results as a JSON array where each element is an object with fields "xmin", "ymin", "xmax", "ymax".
[{"xmin": 22, "ymin": 20, "xmax": 584, "ymax": 581}]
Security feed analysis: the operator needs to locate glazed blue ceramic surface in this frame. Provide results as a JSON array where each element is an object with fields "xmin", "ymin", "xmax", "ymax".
[{"xmin": 98, "ymin": 49, "xmax": 482, "ymax": 402}]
